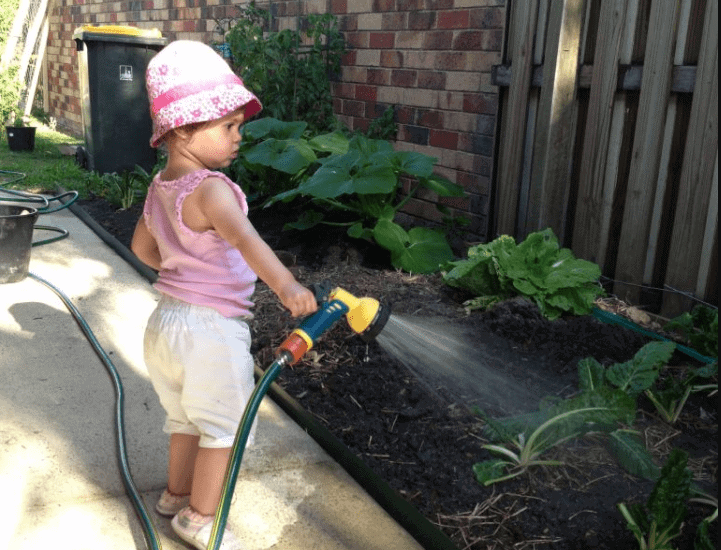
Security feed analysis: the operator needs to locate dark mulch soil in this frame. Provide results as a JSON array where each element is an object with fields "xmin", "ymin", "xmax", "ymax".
[{"xmin": 77, "ymin": 196, "xmax": 718, "ymax": 550}]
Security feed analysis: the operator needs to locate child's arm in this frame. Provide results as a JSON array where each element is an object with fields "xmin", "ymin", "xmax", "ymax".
[
  {"xmin": 130, "ymin": 217, "xmax": 162, "ymax": 271},
  {"xmin": 188, "ymin": 177, "xmax": 317, "ymax": 317}
]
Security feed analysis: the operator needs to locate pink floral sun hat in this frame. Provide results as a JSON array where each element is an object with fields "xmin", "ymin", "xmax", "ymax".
[{"xmin": 146, "ymin": 40, "xmax": 262, "ymax": 147}]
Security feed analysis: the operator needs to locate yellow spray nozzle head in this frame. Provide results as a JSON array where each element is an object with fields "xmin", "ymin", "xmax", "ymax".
[{"xmin": 329, "ymin": 287, "xmax": 390, "ymax": 341}]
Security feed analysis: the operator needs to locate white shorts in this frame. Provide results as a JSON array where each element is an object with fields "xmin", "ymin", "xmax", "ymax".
[{"xmin": 143, "ymin": 295, "xmax": 256, "ymax": 448}]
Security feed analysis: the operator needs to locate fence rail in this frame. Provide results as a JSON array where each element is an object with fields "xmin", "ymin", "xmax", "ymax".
[{"xmin": 492, "ymin": 0, "xmax": 717, "ymax": 317}]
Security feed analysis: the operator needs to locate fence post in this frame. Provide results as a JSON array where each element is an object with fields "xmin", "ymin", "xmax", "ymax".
[
  {"xmin": 613, "ymin": 0, "xmax": 681, "ymax": 304},
  {"xmin": 572, "ymin": 0, "xmax": 630, "ymax": 267},
  {"xmin": 495, "ymin": 0, "xmax": 540, "ymax": 237},
  {"xmin": 663, "ymin": 0, "xmax": 718, "ymax": 316}
]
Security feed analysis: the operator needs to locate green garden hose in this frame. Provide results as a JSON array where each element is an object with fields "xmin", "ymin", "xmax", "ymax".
[
  {"xmin": 2, "ymin": 173, "xmax": 163, "ymax": 549},
  {"xmin": 27, "ymin": 271, "xmax": 163, "ymax": 550}
]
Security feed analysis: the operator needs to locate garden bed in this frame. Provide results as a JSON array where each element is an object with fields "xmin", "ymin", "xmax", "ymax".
[{"xmin": 77, "ymin": 196, "xmax": 717, "ymax": 550}]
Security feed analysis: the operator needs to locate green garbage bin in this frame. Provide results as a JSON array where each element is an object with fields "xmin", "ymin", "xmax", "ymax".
[{"xmin": 73, "ymin": 26, "xmax": 167, "ymax": 175}]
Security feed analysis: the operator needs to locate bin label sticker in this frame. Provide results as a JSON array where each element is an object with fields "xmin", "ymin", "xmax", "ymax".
[{"xmin": 120, "ymin": 65, "xmax": 133, "ymax": 81}]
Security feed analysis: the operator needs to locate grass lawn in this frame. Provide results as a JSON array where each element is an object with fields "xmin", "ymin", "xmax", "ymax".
[{"xmin": 1, "ymin": 117, "xmax": 92, "ymax": 195}]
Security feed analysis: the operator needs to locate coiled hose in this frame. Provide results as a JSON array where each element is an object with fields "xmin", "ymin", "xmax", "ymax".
[{"xmin": 2, "ymin": 172, "xmax": 164, "ymax": 549}]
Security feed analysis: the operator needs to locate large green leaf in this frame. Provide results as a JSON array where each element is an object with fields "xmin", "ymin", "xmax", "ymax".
[
  {"xmin": 308, "ymin": 131, "xmax": 349, "ymax": 155},
  {"xmin": 578, "ymin": 357, "xmax": 605, "ymax": 392},
  {"xmin": 243, "ymin": 139, "xmax": 316, "ymax": 174},
  {"xmin": 605, "ymin": 341, "xmax": 676, "ymax": 397},
  {"xmin": 243, "ymin": 117, "xmax": 307, "ymax": 140},
  {"xmin": 299, "ymin": 164, "xmax": 355, "ymax": 198},
  {"xmin": 420, "ymin": 174, "xmax": 465, "ymax": 197},
  {"xmin": 393, "ymin": 151, "xmax": 435, "ymax": 178},
  {"xmin": 608, "ymin": 430, "xmax": 660, "ymax": 481},
  {"xmin": 373, "ymin": 221, "xmax": 453, "ymax": 273},
  {"xmin": 647, "ymin": 449, "xmax": 691, "ymax": 534}
]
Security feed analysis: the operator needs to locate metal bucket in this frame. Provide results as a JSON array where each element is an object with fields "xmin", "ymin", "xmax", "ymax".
[{"xmin": 0, "ymin": 204, "xmax": 39, "ymax": 283}]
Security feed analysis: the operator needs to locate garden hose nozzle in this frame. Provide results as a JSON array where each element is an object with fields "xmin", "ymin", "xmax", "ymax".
[{"xmin": 276, "ymin": 285, "xmax": 391, "ymax": 365}]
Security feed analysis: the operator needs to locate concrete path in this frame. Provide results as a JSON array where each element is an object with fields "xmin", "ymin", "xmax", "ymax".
[{"xmin": 0, "ymin": 205, "xmax": 424, "ymax": 550}]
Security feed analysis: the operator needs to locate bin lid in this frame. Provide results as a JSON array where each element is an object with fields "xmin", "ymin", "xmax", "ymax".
[{"xmin": 73, "ymin": 25, "xmax": 166, "ymax": 46}]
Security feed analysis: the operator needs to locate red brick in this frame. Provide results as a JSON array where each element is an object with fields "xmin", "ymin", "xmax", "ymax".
[
  {"xmin": 367, "ymin": 68, "xmax": 390, "ymax": 85},
  {"xmin": 380, "ymin": 50, "xmax": 404, "ymax": 68},
  {"xmin": 342, "ymin": 50, "xmax": 357, "ymax": 66},
  {"xmin": 435, "ymin": 52, "xmax": 467, "ymax": 70},
  {"xmin": 423, "ymin": 31, "xmax": 453, "ymax": 50},
  {"xmin": 430, "ymin": 129, "xmax": 459, "ymax": 149},
  {"xmin": 356, "ymin": 85, "xmax": 378, "ymax": 102},
  {"xmin": 370, "ymin": 32, "xmax": 395, "ymax": 49},
  {"xmin": 408, "ymin": 11, "xmax": 435, "ymax": 30},
  {"xmin": 345, "ymin": 32, "xmax": 369, "ymax": 49},
  {"xmin": 343, "ymin": 99, "xmax": 365, "ymax": 117},
  {"xmin": 335, "ymin": 83, "xmax": 356, "ymax": 99},
  {"xmin": 453, "ymin": 31, "xmax": 484, "ymax": 50},
  {"xmin": 391, "ymin": 69, "xmax": 417, "ymax": 87},
  {"xmin": 340, "ymin": 14, "xmax": 358, "ymax": 32},
  {"xmin": 353, "ymin": 117, "xmax": 371, "ymax": 133},
  {"xmin": 417, "ymin": 109, "xmax": 444, "ymax": 129},
  {"xmin": 418, "ymin": 71, "xmax": 446, "ymax": 90},
  {"xmin": 373, "ymin": 0, "xmax": 396, "ymax": 12},
  {"xmin": 396, "ymin": 106, "xmax": 416, "ymax": 124},
  {"xmin": 382, "ymin": 12, "xmax": 407, "ymax": 30},
  {"xmin": 438, "ymin": 10, "xmax": 470, "ymax": 29},
  {"xmin": 463, "ymin": 93, "xmax": 498, "ymax": 114},
  {"xmin": 470, "ymin": 7, "xmax": 504, "ymax": 29},
  {"xmin": 331, "ymin": 0, "xmax": 347, "ymax": 14},
  {"xmin": 425, "ymin": 0, "xmax": 453, "ymax": 9},
  {"xmin": 397, "ymin": 0, "xmax": 423, "ymax": 11}
]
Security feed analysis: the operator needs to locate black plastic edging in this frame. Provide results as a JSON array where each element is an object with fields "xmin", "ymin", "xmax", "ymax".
[
  {"xmin": 65, "ymin": 198, "xmax": 460, "ymax": 550},
  {"xmin": 252, "ymin": 365, "xmax": 460, "ymax": 550}
]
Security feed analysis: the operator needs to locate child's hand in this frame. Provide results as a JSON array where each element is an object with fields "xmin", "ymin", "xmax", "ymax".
[{"xmin": 278, "ymin": 282, "xmax": 318, "ymax": 317}]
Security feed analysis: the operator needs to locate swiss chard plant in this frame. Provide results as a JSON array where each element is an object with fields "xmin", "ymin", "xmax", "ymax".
[
  {"xmin": 473, "ymin": 341, "xmax": 676, "ymax": 486},
  {"xmin": 234, "ymin": 119, "xmax": 465, "ymax": 273},
  {"xmin": 664, "ymin": 305, "xmax": 718, "ymax": 360},
  {"xmin": 617, "ymin": 448, "xmax": 693, "ymax": 550},
  {"xmin": 442, "ymin": 228, "xmax": 604, "ymax": 320}
]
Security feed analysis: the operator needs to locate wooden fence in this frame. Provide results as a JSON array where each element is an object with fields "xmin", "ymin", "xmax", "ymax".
[{"xmin": 491, "ymin": 0, "xmax": 717, "ymax": 317}]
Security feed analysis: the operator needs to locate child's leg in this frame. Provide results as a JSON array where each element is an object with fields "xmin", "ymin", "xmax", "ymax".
[
  {"xmin": 167, "ymin": 433, "xmax": 200, "ymax": 495},
  {"xmin": 189, "ymin": 446, "xmax": 232, "ymax": 515}
]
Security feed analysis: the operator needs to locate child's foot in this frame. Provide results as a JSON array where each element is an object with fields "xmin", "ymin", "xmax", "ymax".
[
  {"xmin": 156, "ymin": 488, "xmax": 190, "ymax": 517},
  {"xmin": 171, "ymin": 506, "xmax": 246, "ymax": 550}
]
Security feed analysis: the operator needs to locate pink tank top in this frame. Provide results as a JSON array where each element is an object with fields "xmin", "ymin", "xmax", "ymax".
[{"xmin": 143, "ymin": 169, "xmax": 257, "ymax": 317}]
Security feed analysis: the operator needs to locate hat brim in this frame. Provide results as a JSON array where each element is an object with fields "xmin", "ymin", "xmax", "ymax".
[{"xmin": 150, "ymin": 82, "xmax": 262, "ymax": 148}]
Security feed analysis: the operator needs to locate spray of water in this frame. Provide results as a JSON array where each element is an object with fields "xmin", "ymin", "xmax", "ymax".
[{"xmin": 377, "ymin": 314, "xmax": 560, "ymax": 416}]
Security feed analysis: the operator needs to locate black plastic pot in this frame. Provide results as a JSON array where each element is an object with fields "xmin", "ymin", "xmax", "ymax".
[
  {"xmin": 0, "ymin": 204, "xmax": 39, "ymax": 283},
  {"xmin": 5, "ymin": 126, "xmax": 36, "ymax": 151}
]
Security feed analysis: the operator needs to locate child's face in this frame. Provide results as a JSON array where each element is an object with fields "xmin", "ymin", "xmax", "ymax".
[{"xmin": 181, "ymin": 109, "xmax": 246, "ymax": 170}]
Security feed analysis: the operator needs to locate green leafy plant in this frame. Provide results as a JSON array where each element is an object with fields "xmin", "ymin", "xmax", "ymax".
[
  {"xmin": 102, "ymin": 165, "xmax": 154, "ymax": 210},
  {"xmin": 617, "ymin": 448, "xmax": 693, "ymax": 550},
  {"xmin": 366, "ymin": 105, "xmax": 398, "ymax": 141},
  {"xmin": 233, "ymin": 119, "xmax": 464, "ymax": 273},
  {"xmin": 226, "ymin": 3, "xmax": 345, "ymax": 134},
  {"xmin": 443, "ymin": 228, "xmax": 605, "ymax": 320},
  {"xmin": 473, "ymin": 341, "xmax": 676, "ymax": 487},
  {"xmin": 473, "ymin": 404, "xmax": 624, "ymax": 485},
  {"xmin": 664, "ymin": 305, "xmax": 718, "ymax": 359},
  {"xmin": 268, "ymin": 131, "xmax": 464, "ymax": 273},
  {"xmin": 1, "ymin": 64, "xmax": 23, "ymax": 126}
]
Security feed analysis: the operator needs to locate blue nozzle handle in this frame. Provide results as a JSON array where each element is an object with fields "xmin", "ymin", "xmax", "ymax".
[{"xmin": 297, "ymin": 300, "xmax": 349, "ymax": 342}]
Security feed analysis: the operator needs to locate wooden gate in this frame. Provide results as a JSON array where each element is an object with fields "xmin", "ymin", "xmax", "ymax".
[{"xmin": 492, "ymin": 0, "xmax": 717, "ymax": 317}]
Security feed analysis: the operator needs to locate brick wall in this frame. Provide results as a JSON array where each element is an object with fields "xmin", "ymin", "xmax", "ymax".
[{"xmin": 45, "ymin": 0, "xmax": 505, "ymax": 239}]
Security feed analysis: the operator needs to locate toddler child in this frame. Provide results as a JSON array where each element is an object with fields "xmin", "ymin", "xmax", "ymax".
[{"xmin": 131, "ymin": 40, "xmax": 317, "ymax": 550}]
